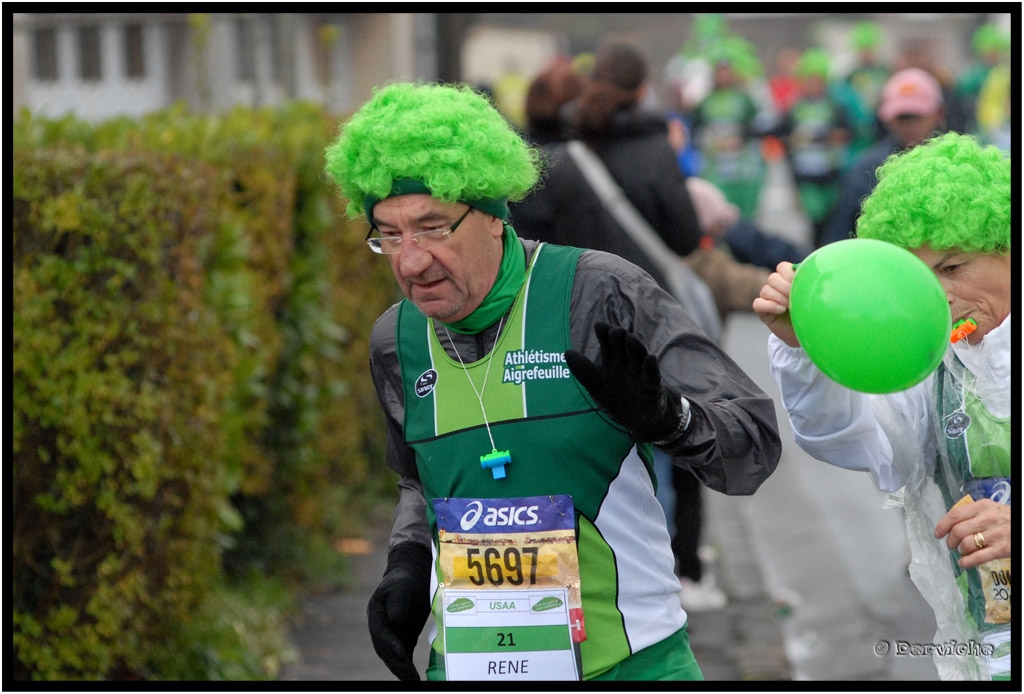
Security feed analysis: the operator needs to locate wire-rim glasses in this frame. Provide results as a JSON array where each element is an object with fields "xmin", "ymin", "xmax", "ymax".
[{"xmin": 365, "ymin": 206, "xmax": 473, "ymax": 255}]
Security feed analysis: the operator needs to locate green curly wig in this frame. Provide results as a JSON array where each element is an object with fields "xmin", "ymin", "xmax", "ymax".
[
  {"xmin": 324, "ymin": 81, "xmax": 543, "ymax": 220},
  {"xmin": 796, "ymin": 48, "xmax": 831, "ymax": 79},
  {"xmin": 856, "ymin": 132, "xmax": 1010, "ymax": 254},
  {"xmin": 972, "ymin": 23, "xmax": 1010, "ymax": 56},
  {"xmin": 708, "ymin": 36, "xmax": 763, "ymax": 79},
  {"xmin": 851, "ymin": 21, "xmax": 882, "ymax": 50}
]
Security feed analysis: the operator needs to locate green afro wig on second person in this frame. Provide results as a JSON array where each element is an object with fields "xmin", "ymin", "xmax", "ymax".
[
  {"xmin": 324, "ymin": 81, "xmax": 543, "ymax": 220},
  {"xmin": 856, "ymin": 132, "xmax": 1010, "ymax": 254}
]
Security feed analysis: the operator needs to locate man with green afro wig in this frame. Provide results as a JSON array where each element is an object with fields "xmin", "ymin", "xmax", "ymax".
[
  {"xmin": 755, "ymin": 131, "xmax": 1012, "ymax": 680},
  {"xmin": 325, "ymin": 81, "xmax": 782, "ymax": 683},
  {"xmin": 324, "ymin": 81, "xmax": 541, "ymax": 222}
]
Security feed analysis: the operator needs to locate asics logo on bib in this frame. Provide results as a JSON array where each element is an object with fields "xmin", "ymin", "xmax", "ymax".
[
  {"xmin": 502, "ymin": 349, "xmax": 571, "ymax": 385},
  {"xmin": 459, "ymin": 500, "xmax": 541, "ymax": 531}
]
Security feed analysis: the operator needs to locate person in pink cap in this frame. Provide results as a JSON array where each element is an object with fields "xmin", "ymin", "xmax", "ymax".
[
  {"xmin": 821, "ymin": 67, "xmax": 947, "ymax": 247},
  {"xmin": 876, "ymin": 66, "xmax": 945, "ymax": 126}
]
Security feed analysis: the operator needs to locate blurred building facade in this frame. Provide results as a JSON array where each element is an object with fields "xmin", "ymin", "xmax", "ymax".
[
  {"xmin": 10, "ymin": 12, "xmax": 437, "ymax": 119},
  {"xmin": 11, "ymin": 12, "xmax": 1010, "ymax": 121}
]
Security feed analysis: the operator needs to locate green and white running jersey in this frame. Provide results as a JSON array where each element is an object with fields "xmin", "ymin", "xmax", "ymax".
[
  {"xmin": 933, "ymin": 355, "xmax": 1012, "ymax": 680},
  {"xmin": 396, "ymin": 243, "xmax": 686, "ymax": 679}
]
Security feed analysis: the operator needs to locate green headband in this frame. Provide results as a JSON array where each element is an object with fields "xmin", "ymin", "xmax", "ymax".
[{"xmin": 364, "ymin": 179, "xmax": 510, "ymax": 222}]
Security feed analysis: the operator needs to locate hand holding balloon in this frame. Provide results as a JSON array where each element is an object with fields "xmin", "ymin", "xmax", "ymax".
[
  {"xmin": 755, "ymin": 240, "xmax": 951, "ymax": 394},
  {"xmin": 753, "ymin": 262, "xmax": 799, "ymax": 348}
]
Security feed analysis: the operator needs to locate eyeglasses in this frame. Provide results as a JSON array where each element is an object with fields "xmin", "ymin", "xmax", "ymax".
[{"xmin": 365, "ymin": 206, "xmax": 473, "ymax": 255}]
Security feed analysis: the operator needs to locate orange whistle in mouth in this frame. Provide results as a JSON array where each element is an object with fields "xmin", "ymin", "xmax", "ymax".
[{"xmin": 950, "ymin": 318, "xmax": 977, "ymax": 344}]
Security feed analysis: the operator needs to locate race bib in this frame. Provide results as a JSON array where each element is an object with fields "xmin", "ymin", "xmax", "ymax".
[
  {"xmin": 951, "ymin": 492, "xmax": 1011, "ymax": 624},
  {"xmin": 433, "ymin": 496, "xmax": 584, "ymax": 680}
]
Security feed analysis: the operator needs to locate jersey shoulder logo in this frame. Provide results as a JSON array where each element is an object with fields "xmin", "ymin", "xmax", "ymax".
[
  {"xmin": 415, "ymin": 369, "xmax": 438, "ymax": 398},
  {"xmin": 944, "ymin": 411, "xmax": 970, "ymax": 439}
]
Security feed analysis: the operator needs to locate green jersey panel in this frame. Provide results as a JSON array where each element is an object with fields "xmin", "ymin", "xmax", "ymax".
[{"xmin": 934, "ymin": 355, "xmax": 1011, "ymax": 634}]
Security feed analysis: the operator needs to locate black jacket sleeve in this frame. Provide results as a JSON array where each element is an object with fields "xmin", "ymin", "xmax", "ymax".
[{"xmin": 568, "ymin": 250, "xmax": 782, "ymax": 495}]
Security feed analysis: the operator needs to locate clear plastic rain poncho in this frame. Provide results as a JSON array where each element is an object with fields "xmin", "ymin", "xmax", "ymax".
[{"xmin": 878, "ymin": 335, "xmax": 1011, "ymax": 680}]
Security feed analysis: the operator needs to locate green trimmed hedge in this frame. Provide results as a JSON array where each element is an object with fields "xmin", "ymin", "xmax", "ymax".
[{"xmin": 12, "ymin": 103, "xmax": 399, "ymax": 680}]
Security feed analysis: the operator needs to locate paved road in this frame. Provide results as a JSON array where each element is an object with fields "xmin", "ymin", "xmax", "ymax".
[{"xmin": 278, "ymin": 157, "xmax": 940, "ymax": 683}]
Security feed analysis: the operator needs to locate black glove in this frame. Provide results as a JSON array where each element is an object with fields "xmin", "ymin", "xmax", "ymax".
[
  {"xmin": 366, "ymin": 541, "xmax": 432, "ymax": 681},
  {"xmin": 565, "ymin": 322, "xmax": 684, "ymax": 443}
]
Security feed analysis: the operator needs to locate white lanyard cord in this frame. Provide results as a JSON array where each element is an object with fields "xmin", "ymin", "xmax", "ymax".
[{"xmin": 443, "ymin": 315, "xmax": 505, "ymax": 452}]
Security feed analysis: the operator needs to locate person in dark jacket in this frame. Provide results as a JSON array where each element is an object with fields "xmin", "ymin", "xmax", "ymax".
[
  {"xmin": 513, "ymin": 47, "xmax": 707, "ymax": 303},
  {"xmin": 514, "ymin": 42, "xmax": 761, "ymax": 612},
  {"xmin": 571, "ymin": 44, "xmax": 706, "ymax": 258},
  {"xmin": 513, "ymin": 56, "xmax": 685, "ymax": 304}
]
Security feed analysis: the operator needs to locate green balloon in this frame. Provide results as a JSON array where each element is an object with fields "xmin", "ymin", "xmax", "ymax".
[{"xmin": 790, "ymin": 239, "xmax": 951, "ymax": 393}]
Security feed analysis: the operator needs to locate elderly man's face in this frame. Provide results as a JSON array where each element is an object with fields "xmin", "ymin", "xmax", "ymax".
[
  {"xmin": 372, "ymin": 194, "xmax": 505, "ymax": 323},
  {"xmin": 911, "ymin": 246, "xmax": 1012, "ymax": 345}
]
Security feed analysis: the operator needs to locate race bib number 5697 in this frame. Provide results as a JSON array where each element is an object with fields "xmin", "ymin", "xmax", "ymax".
[{"xmin": 433, "ymin": 496, "xmax": 585, "ymax": 680}]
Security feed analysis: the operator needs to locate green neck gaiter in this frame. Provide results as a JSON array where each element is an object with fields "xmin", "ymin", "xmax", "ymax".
[{"xmin": 443, "ymin": 224, "xmax": 525, "ymax": 335}]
